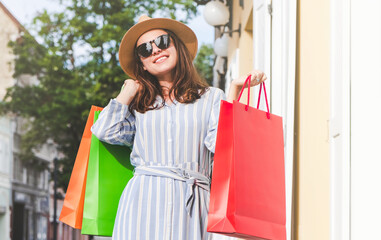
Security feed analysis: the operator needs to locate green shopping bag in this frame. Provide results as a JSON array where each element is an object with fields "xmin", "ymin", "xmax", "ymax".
[{"xmin": 81, "ymin": 110, "xmax": 134, "ymax": 236}]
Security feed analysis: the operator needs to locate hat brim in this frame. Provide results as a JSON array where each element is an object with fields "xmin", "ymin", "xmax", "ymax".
[{"xmin": 118, "ymin": 18, "xmax": 198, "ymax": 79}]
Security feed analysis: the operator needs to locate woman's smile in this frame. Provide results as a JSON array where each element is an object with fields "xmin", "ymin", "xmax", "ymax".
[{"xmin": 153, "ymin": 55, "xmax": 169, "ymax": 64}]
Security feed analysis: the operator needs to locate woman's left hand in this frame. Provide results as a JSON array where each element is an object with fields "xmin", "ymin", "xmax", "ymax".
[
  {"xmin": 231, "ymin": 70, "xmax": 267, "ymax": 89},
  {"xmin": 227, "ymin": 70, "xmax": 267, "ymax": 103}
]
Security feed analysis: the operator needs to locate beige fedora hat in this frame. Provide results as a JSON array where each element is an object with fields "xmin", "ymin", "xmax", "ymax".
[{"xmin": 118, "ymin": 15, "xmax": 198, "ymax": 78}]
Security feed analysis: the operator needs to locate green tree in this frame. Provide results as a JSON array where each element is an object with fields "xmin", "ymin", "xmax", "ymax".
[
  {"xmin": 1, "ymin": 0, "xmax": 199, "ymax": 191},
  {"xmin": 194, "ymin": 43, "xmax": 214, "ymax": 86}
]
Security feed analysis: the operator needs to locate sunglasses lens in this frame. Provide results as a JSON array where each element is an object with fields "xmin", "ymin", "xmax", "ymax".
[
  {"xmin": 137, "ymin": 43, "xmax": 153, "ymax": 58},
  {"xmin": 155, "ymin": 35, "xmax": 170, "ymax": 50},
  {"xmin": 136, "ymin": 34, "xmax": 171, "ymax": 58}
]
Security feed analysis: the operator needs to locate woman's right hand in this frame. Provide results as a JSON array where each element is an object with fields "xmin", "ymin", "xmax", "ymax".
[{"xmin": 115, "ymin": 79, "xmax": 141, "ymax": 105}]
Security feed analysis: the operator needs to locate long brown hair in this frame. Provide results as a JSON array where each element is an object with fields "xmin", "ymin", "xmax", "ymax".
[{"xmin": 128, "ymin": 29, "xmax": 209, "ymax": 114}]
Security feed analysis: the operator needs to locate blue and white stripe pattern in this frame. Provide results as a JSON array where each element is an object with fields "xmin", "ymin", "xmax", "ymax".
[{"xmin": 91, "ymin": 87, "xmax": 238, "ymax": 240}]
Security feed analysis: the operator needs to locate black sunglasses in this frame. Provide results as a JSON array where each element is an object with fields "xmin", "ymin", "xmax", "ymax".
[{"xmin": 136, "ymin": 34, "xmax": 171, "ymax": 58}]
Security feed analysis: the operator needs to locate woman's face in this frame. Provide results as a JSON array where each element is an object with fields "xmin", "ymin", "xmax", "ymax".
[{"xmin": 136, "ymin": 29, "xmax": 178, "ymax": 79}]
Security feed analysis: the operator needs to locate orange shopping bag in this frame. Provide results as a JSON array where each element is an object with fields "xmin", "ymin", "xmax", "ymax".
[{"xmin": 59, "ymin": 105, "xmax": 103, "ymax": 228}]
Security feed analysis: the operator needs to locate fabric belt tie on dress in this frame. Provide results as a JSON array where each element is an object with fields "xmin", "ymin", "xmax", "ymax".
[{"xmin": 134, "ymin": 166, "xmax": 210, "ymax": 215}]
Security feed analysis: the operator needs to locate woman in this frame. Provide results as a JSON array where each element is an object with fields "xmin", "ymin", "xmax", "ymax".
[{"xmin": 91, "ymin": 15, "xmax": 267, "ymax": 240}]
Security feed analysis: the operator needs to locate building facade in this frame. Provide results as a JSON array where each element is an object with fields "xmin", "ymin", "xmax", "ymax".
[
  {"xmin": 12, "ymin": 119, "xmax": 51, "ymax": 240},
  {"xmin": 0, "ymin": 116, "xmax": 13, "ymax": 240},
  {"xmin": 1, "ymin": 3, "xmax": 91, "ymax": 240},
  {"xmin": 210, "ymin": 0, "xmax": 381, "ymax": 239},
  {"xmin": 0, "ymin": 2, "xmax": 51, "ymax": 239},
  {"xmin": 0, "ymin": 2, "xmax": 20, "ymax": 239}
]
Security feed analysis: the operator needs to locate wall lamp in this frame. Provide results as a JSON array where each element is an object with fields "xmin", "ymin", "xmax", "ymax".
[
  {"xmin": 194, "ymin": 0, "xmax": 242, "ymax": 88},
  {"xmin": 198, "ymin": 0, "xmax": 241, "ymax": 57}
]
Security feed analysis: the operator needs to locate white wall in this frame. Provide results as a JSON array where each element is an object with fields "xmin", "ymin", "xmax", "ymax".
[
  {"xmin": 0, "ymin": 117, "xmax": 14, "ymax": 240},
  {"xmin": 331, "ymin": 0, "xmax": 381, "ymax": 239},
  {"xmin": 350, "ymin": 0, "xmax": 381, "ymax": 239}
]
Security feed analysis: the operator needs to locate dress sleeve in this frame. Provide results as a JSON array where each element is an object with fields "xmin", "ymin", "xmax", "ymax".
[
  {"xmin": 91, "ymin": 98, "xmax": 136, "ymax": 147},
  {"xmin": 204, "ymin": 88, "xmax": 226, "ymax": 153}
]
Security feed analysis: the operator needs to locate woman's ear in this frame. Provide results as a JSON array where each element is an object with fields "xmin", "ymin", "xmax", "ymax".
[{"xmin": 143, "ymin": 66, "xmax": 147, "ymax": 71}]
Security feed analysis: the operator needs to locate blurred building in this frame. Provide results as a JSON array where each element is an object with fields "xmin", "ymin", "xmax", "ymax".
[
  {"xmin": 0, "ymin": 3, "xmax": 21, "ymax": 239},
  {"xmin": 0, "ymin": 2, "xmax": 51, "ymax": 240},
  {"xmin": 0, "ymin": 110, "xmax": 13, "ymax": 238},
  {"xmin": 12, "ymin": 117, "xmax": 51, "ymax": 240},
  {"xmin": 0, "ymin": 2, "xmax": 92, "ymax": 240}
]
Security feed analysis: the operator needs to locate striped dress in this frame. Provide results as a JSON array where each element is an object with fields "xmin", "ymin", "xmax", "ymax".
[{"xmin": 91, "ymin": 87, "xmax": 236, "ymax": 240}]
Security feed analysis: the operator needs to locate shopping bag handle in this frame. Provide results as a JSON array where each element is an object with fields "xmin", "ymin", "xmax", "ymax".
[{"xmin": 237, "ymin": 75, "xmax": 270, "ymax": 119}]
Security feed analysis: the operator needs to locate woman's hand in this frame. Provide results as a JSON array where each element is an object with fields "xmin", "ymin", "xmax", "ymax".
[
  {"xmin": 232, "ymin": 70, "xmax": 267, "ymax": 89},
  {"xmin": 115, "ymin": 79, "xmax": 141, "ymax": 105},
  {"xmin": 227, "ymin": 70, "xmax": 267, "ymax": 103}
]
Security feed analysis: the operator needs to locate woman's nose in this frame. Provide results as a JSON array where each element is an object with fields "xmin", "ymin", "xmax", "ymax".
[{"xmin": 151, "ymin": 43, "xmax": 162, "ymax": 55}]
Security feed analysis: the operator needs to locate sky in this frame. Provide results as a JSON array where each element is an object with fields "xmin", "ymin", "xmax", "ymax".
[{"xmin": 0, "ymin": 0, "xmax": 214, "ymax": 47}]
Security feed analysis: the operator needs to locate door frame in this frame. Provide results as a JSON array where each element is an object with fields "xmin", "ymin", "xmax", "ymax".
[
  {"xmin": 330, "ymin": 0, "xmax": 351, "ymax": 239},
  {"xmin": 253, "ymin": 0, "xmax": 297, "ymax": 239}
]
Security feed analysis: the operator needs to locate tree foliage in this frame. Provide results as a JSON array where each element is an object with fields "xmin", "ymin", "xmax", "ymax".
[
  {"xmin": 1, "ymin": 0, "xmax": 200, "ymax": 191},
  {"xmin": 194, "ymin": 43, "xmax": 214, "ymax": 86}
]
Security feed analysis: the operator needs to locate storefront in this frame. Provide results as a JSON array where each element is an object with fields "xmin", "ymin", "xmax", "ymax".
[{"xmin": 202, "ymin": 0, "xmax": 381, "ymax": 239}]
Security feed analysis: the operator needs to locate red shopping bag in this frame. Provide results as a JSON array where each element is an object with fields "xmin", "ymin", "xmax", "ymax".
[
  {"xmin": 207, "ymin": 77, "xmax": 286, "ymax": 240},
  {"xmin": 59, "ymin": 105, "xmax": 103, "ymax": 228}
]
